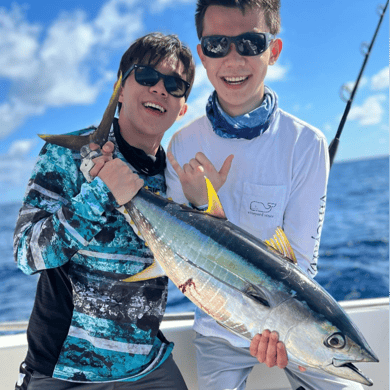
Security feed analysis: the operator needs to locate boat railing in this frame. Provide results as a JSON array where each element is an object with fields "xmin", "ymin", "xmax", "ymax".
[{"xmin": 0, "ymin": 297, "xmax": 388, "ymax": 334}]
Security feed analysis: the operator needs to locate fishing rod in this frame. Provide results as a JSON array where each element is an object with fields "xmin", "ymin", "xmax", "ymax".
[{"xmin": 328, "ymin": 1, "xmax": 389, "ymax": 168}]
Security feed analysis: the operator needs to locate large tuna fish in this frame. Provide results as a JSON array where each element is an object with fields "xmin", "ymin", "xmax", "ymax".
[
  {"xmin": 120, "ymin": 181, "xmax": 378, "ymax": 386},
  {"xmin": 39, "ymin": 73, "xmax": 378, "ymax": 386}
]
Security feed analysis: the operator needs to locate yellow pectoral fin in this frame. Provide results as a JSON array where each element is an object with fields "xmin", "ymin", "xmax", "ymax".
[
  {"xmin": 122, "ymin": 261, "xmax": 167, "ymax": 282},
  {"xmin": 265, "ymin": 227, "xmax": 297, "ymax": 264},
  {"xmin": 204, "ymin": 177, "xmax": 226, "ymax": 219}
]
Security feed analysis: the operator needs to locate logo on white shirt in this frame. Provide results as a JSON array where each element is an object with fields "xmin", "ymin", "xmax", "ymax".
[{"xmin": 249, "ymin": 201, "xmax": 277, "ymax": 218}]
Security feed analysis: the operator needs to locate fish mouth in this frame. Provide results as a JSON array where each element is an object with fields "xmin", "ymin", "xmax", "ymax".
[{"xmin": 330, "ymin": 359, "xmax": 375, "ymax": 386}]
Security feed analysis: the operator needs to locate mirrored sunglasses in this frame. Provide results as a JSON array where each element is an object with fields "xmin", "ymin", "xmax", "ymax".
[
  {"xmin": 122, "ymin": 64, "xmax": 190, "ymax": 98},
  {"xmin": 201, "ymin": 32, "xmax": 273, "ymax": 58}
]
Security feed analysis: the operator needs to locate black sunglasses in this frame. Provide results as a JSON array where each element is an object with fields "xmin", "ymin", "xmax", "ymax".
[
  {"xmin": 122, "ymin": 64, "xmax": 190, "ymax": 98},
  {"xmin": 201, "ymin": 32, "xmax": 273, "ymax": 58}
]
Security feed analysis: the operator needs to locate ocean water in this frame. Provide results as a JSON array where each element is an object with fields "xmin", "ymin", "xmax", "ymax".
[{"xmin": 0, "ymin": 156, "xmax": 388, "ymax": 323}]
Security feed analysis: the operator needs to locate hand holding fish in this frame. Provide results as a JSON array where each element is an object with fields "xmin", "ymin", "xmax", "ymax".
[
  {"xmin": 249, "ymin": 330, "xmax": 306, "ymax": 371},
  {"xmin": 83, "ymin": 142, "xmax": 144, "ymax": 206},
  {"xmin": 87, "ymin": 142, "xmax": 115, "ymax": 179},
  {"xmin": 167, "ymin": 151, "xmax": 234, "ymax": 207},
  {"xmin": 250, "ymin": 330, "xmax": 288, "ymax": 369}
]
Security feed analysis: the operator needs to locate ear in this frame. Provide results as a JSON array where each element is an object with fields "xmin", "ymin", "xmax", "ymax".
[
  {"xmin": 117, "ymin": 80, "xmax": 124, "ymax": 103},
  {"xmin": 176, "ymin": 103, "xmax": 188, "ymax": 121},
  {"xmin": 269, "ymin": 38, "xmax": 282, "ymax": 65},
  {"xmin": 197, "ymin": 44, "xmax": 207, "ymax": 66}
]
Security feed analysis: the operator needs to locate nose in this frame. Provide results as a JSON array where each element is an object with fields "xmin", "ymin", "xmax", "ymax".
[
  {"xmin": 224, "ymin": 43, "xmax": 245, "ymax": 65},
  {"xmin": 150, "ymin": 78, "xmax": 168, "ymax": 98}
]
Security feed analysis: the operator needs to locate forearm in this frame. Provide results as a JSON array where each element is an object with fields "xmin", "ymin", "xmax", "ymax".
[{"xmin": 14, "ymin": 143, "xmax": 118, "ymax": 274}]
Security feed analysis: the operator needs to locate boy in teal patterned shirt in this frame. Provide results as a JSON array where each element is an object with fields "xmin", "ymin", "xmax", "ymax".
[{"xmin": 14, "ymin": 32, "xmax": 195, "ymax": 390}]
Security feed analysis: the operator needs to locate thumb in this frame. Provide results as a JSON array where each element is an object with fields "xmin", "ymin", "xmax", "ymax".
[{"xmin": 219, "ymin": 154, "xmax": 234, "ymax": 182}]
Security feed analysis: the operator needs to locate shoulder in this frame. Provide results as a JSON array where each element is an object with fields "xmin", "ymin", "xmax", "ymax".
[{"xmin": 275, "ymin": 108, "xmax": 327, "ymax": 143}]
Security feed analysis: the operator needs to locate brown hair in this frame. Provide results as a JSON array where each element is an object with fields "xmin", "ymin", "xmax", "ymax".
[
  {"xmin": 117, "ymin": 32, "xmax": 195, "ymax": 102},
  {"xmin": 195, "ymin": 0, "xmax": 281, "ymax": 39}
]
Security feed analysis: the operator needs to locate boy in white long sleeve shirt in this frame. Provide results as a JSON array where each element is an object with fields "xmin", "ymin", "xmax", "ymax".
[{"xmin": 166, "ymin": 1, "xmax": 363, "ymax": 389}]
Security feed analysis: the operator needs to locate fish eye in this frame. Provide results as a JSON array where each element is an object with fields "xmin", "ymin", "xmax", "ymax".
[{"xmin": 325, "ymin": 333, "xmax": 346, "ymax": 349}]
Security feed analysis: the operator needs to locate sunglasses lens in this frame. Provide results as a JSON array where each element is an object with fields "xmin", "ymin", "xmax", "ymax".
[
  {"xmin": 236, "ymin": 33, "xmax": 266, "ymax": 56},
  {"xmin": 202, "ymin": 33, "xmax": 268, "ymax": 58},
  {"xmin": 134, "ymin": 66, "xmax": 188, "ymax": 98},
  {"xmin": 165, "ymin": 77, "xmax": 187, "ymax": 97},
  {"xmin": 135, "ymin": 67, "xmax": 159, "ymax": 86},
  {"xmin": 202, "ymin": 36, "xmax": 230, "ymax": 58}
]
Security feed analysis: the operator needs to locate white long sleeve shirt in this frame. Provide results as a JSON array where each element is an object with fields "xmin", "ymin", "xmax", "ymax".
[{"xmin": 165, "ymin": 107, "xmax": 329, "ymax": 347}]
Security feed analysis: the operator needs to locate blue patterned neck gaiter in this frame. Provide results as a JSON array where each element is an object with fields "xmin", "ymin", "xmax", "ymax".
[{"xmin": 206, "ymin": 86, "xmax": 278, "ymax": 140}]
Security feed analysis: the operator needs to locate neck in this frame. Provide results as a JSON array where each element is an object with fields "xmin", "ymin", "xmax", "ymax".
[
  {"xmin": 218, "ymin": 87, "xmax": 265, "ymax": 117},
  {"xmin": 118, "ymin": 116, "xmax": 161, "ymax": 156}
]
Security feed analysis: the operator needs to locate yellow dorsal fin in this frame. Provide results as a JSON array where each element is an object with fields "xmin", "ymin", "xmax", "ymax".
[
  {"xmin": 122, "ymin": 261, "xmax": 166, "ymax": 282},
  {"xmin": 204, "ymin": 177, "xmax": 226, "ymax": 219},
  {"xmin": 265, "ymin": 227, "xmax": 297, "ymax": 264}
]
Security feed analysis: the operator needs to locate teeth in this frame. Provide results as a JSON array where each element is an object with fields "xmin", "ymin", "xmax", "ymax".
[
  {"xmin": 144, "ymin": 102, "xmax": 166, "ymax": 113},
  {"xmin": 224, "ymin": 76, "xmax": 248, "ymax": 84}
]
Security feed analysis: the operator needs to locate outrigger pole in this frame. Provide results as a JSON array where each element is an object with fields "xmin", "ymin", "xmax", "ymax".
[{"xmin": 328, "ymin": 1, "xmax": 389, "ymax": 168}]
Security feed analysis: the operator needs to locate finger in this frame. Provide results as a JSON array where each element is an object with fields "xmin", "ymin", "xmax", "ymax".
[
  {"xmin": 189, "ymin": 159, "xmax": 204, "ymax": 174},
  {"xmin": 194, "ymin": 152, "xmax": 211, "ymax": 167},
  {"xmin": 299, "ymin": 366, "xmax": 306, "ymax": 372},
  {"xmin": 249, "ymin": 334, "xmax": 262, "ymax": 357},
  {"xmin": 183, "ymin": 163, "xmax": 195, "ymax": 175},
  {"xmin": 257, "ymin": 329, "xmax": 271, "ymax": 363},
  {"xmin": 219, "ymin": 154, "xmax": 234, "ymax": 181},
  {"xmin": 89, "ymin": 159, "xmax": 105, "ymax": 178},
  {"xmin": 167, "ymin": 151, "xmax": 185, "ymax": 178},
  {"xmin": 92, "ymin": 154, "xmax": 111, "ymax": 164},
  {"xmin": 265, "ymin": 331, "xmax": 279, "ymax": 368},
  {"xmin": 89, "ymin": 143, "xmax": 100, "ymax": 151},
  {"xmin": 276, "ymin": 342, "xmax": 288, "ymax": 369},
  {"xmin": 102, "ymin": 141, "xmax": 115, "ymax": 154}
]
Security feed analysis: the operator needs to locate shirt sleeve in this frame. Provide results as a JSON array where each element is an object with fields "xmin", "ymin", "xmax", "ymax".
[
  {"xmin": 14, "ymin": 143, "xmax": 119, "ymax": 275},
  {"xmin": 282, "ymin": 133, "xmax": 329, "ymax": 277}
]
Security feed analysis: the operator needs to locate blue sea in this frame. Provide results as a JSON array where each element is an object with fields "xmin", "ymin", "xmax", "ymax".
[{"xmin": 0, "ymin": 156, "xmax": 388, "ymax": 323}]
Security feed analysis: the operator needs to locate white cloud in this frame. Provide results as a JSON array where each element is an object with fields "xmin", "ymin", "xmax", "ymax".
[
  {"xmin": 0, "ymin": 1, "xmax": 145, "ymax": 140},
  {"xmin": 193, "ymin": 63, "xmax": 210, "ymax": 88},
  {"xmin": 371, "ymin": 67, "xmax": 389, "ymax": 91},
  {"xmin": 0, "ymin": 0, "xmax": 290, "ymax": 142},
  {"xmin": 0, "ymin": 138, "xmax": 37, "ymax": 186},
  {"xmin": 266, "ymin": 62, "xmax": 288, "ymax": 81},
  {"xmin": 94, "ymin": 0, "xmax": 143, "ymax": 47},
  {"xmin": 343, "ymin": 77, "xmax": 368, "ymax": 95},
  {"xmin": 7, "ymin": 139, "xmax": 37, "ymax": 157},
  {"xmin": 342, "ymin": 67, "xmax": 389, "ymax": 96},
  {"xmin": 0, "ymin": 4, "xmax": 40, "ymax": 78},
  {"xmin": 348, "ymin": 94, "xmax": 387, "ymax": 126},
  {"xmin": 151, "ymin": 0, "xmax": 194, "ymax": 13}
]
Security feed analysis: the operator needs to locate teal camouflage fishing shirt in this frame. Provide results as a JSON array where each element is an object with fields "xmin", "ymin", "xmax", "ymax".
[{"xmin": 13, "ymin": 127, "xmax": 172, "ymax": 382}]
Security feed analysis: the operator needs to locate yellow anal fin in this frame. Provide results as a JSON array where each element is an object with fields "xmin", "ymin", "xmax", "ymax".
[
  {"xmin": 204, "ymin": 177, "xmax": 226, "ymax": 219},
  {"xmin": 122, "ymin": 261, "xmax": 166, "ymax": 282},
  {"xmin": 265, "ymin": 227, "xmax": 297, "ymax": 264}
]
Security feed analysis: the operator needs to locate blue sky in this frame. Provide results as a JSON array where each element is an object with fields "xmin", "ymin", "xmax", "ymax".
[{"xmin": 0, "ymin": 0, "xmax": 388, "ymax": 203}]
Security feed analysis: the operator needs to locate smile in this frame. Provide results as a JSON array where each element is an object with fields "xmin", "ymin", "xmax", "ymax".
[
  {"xmin": 223, "ymin": 76, "xmax": 249, "ymax": 85},
  {"xmin": 143, "ymin": 102, "xmax": 166, "ymax": 113}
]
